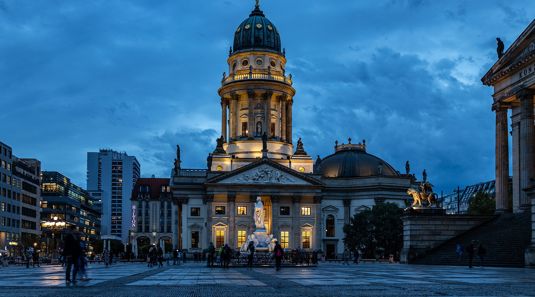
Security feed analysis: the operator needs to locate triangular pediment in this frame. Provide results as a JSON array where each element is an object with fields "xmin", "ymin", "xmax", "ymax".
[{"xmin": 209, "ymin": 160, "xmax": 321, "ymax": 186}]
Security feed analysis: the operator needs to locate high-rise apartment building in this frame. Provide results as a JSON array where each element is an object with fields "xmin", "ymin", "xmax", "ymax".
[
  {"xmin": 0, "ymin": 141, "xmax": 20, "ymax": 253},
  {"xmin": 87, "ymin": 149, "xmax": 140, "ymax": 243}
]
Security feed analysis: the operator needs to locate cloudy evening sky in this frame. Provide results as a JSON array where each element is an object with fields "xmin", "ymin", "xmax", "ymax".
[{"xmin": 1, "ymin": 0, "xmax": 533, "ymax": 193}]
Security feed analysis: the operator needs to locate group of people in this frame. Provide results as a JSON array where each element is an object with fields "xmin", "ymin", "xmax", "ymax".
[
  {"xmin": 204, "ymin": 241, "xmax": 286, "ymax": 270},
  {"xmin": 342, "ymin": 248, "xmax": 361, "ymax": 265},
  {"xmin": 62, "ymin": 225, "xmax": 90, "ymax": 284},
  {"xmin": 147, "ymin": 245, "xmax": 164, "ymax": 268},
  {"xmin": 456, "ymin": 240, "xmax": 486, "ymax": 268}
]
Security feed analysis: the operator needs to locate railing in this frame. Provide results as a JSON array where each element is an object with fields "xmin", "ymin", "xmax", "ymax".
[
  {"xmin": 222, "ymin": 71, "xmax": 293, "ymax": 86},
  {"xmin": 178, "ymin": 169, "xmax": 207, "ymax": 177}
]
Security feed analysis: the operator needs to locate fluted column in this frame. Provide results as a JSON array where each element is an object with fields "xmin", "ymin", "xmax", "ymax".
[
  {"xmin": 229, "ymin": 94, "xmax": 238, "ymax": 140},
  {"xmin": 228, "ymin": 193, "xmax": 236, "ymax": 248},
  {"xmin": 204, "ymin": 195, "xmax": 214, "ymax": 248},
  {"xmin": 264, "ymin": 92, "xmax": 272, "ymax": 137},
  {"xmin": 287, "ymin": 100, "xmax": 293, "ymax": 144},
  {"xmin": 519, "ymin": 90, "xmax": 535, "ymax": 210},
  {"xmin": 343, "ymin": 199, "xmax": 351, "ymax": 225},
  {"xmin": 281, "ymin": 99, "xmax": 287, "ymax": 142},
  {"xmin": 271, "ymin": 196, "xmax": 280, "ymax": 238},
  {"xmin": 314, "ymin": 196, "xmax": 322, "ymax": 250},
  {"xmin": 494, "ymin": 103, "xmax": 510, "ymax": 213},
  {"xmin": 247, "ymin": 90, "xmax": 255, "ymax": 138},
  {"xmin": 221, "ymin": 99, "xmax": 227, "ymax": 141},
  {"xmin": 291, "ymin": 196, "xmax": 300, "ymax": 249}
]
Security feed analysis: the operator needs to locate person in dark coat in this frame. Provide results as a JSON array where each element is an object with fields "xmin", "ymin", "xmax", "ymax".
[
  {"xmin": 466, "ymin": 240, "xmax": 475, "ymax": 269},
  {"xmin": 246, "ymin": 241, "xmax": 255, "ymax": 269},
  {"xmin": 273, "ymin": 242, "xmax": 284, "ymax": 271},
  {"xmin": 477, "ymin": 242, "xmax": 486, "ymax": 267},
  {"xmin": 173, "ymin": 249, "xmax": 179, "ymax": 265},
  {"xmin": 63, "ymin": 225, "xmax": 81, "ymax": 283},
  {"xmin": 207, "ymin": 243, "xmax": 215, "ymax": 267},
  {"xmin": 157, "ymin": 246, "xmax": 164, "ymax": 267}
]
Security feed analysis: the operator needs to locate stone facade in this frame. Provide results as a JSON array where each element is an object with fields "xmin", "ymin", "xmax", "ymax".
[
  {"xmin": 168, "ymin": 4, "xmax": 414, "ymax": 259},
  {"xmin": 481, "ymin": 19, "xmax": 535, "ymax": 266}
]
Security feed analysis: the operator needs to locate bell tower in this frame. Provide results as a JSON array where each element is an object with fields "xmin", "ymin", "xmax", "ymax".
[{"xmin": 210, "ymin": 2, "xmax": 312, "ymax": 173}]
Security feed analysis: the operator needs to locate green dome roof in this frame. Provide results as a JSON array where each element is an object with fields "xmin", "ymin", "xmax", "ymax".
[{"xmin": 232, "ymin": 5, "xmax": 282, "ymax": 54}]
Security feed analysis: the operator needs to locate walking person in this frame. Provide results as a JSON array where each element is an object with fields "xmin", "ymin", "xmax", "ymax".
[
  {"xmin": 157, "ymin": 245, "xmax": 164, "ymax": 268},
  {"xmin": 222, "ymin": 244, "xmax": 231, "ymax": 269},
  {"xmin": 63, "ymin": 225, "xmax": 81, "ymax": 284},
  {"xmin": 32, "ymin": 249, "xmax": 40, "ymax": 267},
  {"xmin": 273, "ymin": 242, "xmax": 284, "ymax": 271},
  {"xmin": 246, "ymin": 241, "xmax": 255, "ymax": 269},
  {"xmin": 342, "ymin": 248, "xmax": 350, "ymax": 265},
  {"xmin": 353, "ymin": 248, "xmax": 360, "ymax": 264},
  {"xmin": 466, "ymin": 240, "xmax": 476, "ymax": 269},
  {"xmin": 207, "ymin": 242, "xmax": 215, "ymax": 268},
  {"xmin": 79, "ymin": 246, "xmax": 89, "ymax": 281},
  {"xmin": 455, "ymin": 243, "xmax": 464, "ymax": 262},
  {"xmin": 103, "ymin": 248, "xmax": 111, "ymax": 268}
]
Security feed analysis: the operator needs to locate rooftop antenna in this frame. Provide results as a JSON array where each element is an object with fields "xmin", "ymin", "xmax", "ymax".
[{"xmin": 255, "ymin": 0, "xmax": 260, "ymax": 8}]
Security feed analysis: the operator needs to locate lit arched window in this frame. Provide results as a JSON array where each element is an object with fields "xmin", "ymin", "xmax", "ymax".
[{"xmin": 326, "ymin": 215, "xmax": 335, "ymax": 237}]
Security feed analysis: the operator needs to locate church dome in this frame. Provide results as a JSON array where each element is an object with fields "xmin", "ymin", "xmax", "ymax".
[
  {"xmin": 232, "ymin": 4, "xmax": 282, "ymax": 54},
  {"xmin": 319, "ymin": 142, "xmax": 399, "ymax": 178}
]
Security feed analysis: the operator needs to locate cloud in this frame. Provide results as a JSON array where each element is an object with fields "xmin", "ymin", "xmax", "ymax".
[{"xmin": 0, "ymin": 0, "xmax": 532, "ymax": 193}]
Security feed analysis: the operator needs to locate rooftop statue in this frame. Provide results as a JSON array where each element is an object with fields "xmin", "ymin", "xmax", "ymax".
[
  {"xmin": 496, "ymin": 37, "xmax": 504, "ymax": 59},
  {"xmin": 405, "ymin": 160, "xmax": 410, "ymax": 174},
  {"xmin": 294, "ymin": 137, "xmax": 307, "ymax": 155},
  {"xmin": 173, "ymin": 145, "xmax": 181, "ymax": 175}
]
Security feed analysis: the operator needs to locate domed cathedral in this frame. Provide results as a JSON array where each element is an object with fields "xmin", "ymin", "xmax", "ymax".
[{"xmin": 170, "ymin": 2, "xmax": 414, "ymax": 259}]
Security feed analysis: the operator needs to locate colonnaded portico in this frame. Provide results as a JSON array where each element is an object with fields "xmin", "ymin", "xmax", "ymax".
[{"xmin": 482, "ymin": 19, "xmax": 535, "ymax": 265}]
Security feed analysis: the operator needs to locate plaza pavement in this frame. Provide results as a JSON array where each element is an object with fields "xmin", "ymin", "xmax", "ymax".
[{"xmin": 0, "ymin": 262, "xmax": 533, "ymax": 296}]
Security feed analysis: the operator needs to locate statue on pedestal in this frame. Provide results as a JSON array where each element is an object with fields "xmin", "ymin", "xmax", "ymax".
[{"xmin": 254, "ymin": 197, "xmax": 265, "ymax": 230}]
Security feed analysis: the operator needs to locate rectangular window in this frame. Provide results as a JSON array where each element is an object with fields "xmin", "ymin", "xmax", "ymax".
[
  {"xmin": 301, "ymin": 207, "xmax": 311, "ymax": 216},
  {"xmin": 215, "ymin": 206, "xmax": 226, "ymax": 215},
  {"xmin": 280, "ymin": 206, "xmax": 290, "ymax": 216},
  {"xmin": 215, "ymin": 229, "xmax": 225, "ymax": 248},
  {"xmin": 241, "ymin": 122, "xmax": 248, "ymax": 137},
  {"xmin": 237, "ymin": 230, "xmax": 247, "ymax": 248},
  {"xmin": 280, "ymin": 231, "xmax": 289, "ymax": 249},
  {"xmin": 190, "ymin": 207, "xmax": 200, "ymax": 217},
  {"xmin": 191, "ymin": 231, "xmax": 199, "ymax": 248},
  {"xmin": 270, "ymin": 122, "xmax": 275, "ymax": 137},
  {"xmin": 237, "ymin": 206, "xmax": 247, "ymax": 215},
  {"xmin": 302, "ymin": 230, "xmax": 311, "ymax": 249}
]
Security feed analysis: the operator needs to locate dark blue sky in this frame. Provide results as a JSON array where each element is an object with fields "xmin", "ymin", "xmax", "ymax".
[{"xmin": 1, "ymin": 0, "xmax": 533, "ymax": 193}]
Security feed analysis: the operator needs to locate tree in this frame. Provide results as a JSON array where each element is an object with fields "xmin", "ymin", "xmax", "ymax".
[
  {"xmin": 343, "ymin": 203, "xmax": 403, "ymax": 259},
  {"xmin": 468, "ymin": 191, "xmax": 495, "ymax": 215}
]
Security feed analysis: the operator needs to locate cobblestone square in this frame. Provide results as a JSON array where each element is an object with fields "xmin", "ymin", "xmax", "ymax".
[{"xmin": 0, "ymin": 263, "xmax": 534, "ymax": 296}]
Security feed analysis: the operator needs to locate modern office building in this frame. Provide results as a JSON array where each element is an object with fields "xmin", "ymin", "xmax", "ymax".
[
  {"xmin": 41, "ymin": 171, "xmax": 100, "ymax": 256},
  {"xmin": 87, "ymin": 149, "xmax": 140, "ymax": 243},
  {"xmin": 12, "ymin": 157, "xmax": 41, "ymax": 247},
  {"xmin": 0, "ymin": 141, "xmax": 20, "ymax": 254}
]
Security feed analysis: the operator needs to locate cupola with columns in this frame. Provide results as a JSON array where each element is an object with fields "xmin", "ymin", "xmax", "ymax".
[{"xmin": 210, "ymin": 1, "xmax": 312, "ymax": 173}]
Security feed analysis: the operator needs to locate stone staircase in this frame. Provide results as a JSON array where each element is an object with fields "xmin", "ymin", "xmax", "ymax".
[{"xmin": 412, "ymin": 212, "xmax": 531, "ymax": 267}]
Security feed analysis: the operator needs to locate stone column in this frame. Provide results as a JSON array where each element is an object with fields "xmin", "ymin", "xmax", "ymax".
[
  {"xmin": 524, "ymin": 184, "xmax": 535, "ymax": 266},
  {"xmin": 519, "ymin": 90, "xmax": 535, "ymax": 210},
  {"xmin": 247, "ymin": 90, "xmax": 255, "ymax": 138},
  {"xmin": 271, "ymin": 196, "xmax": 280, "ymax": 238},
  {"xmin": 204, "ymin": 195, "xmax": 214, "ymax": 248},
  {"xmin": 494, "ymin": 103, "xmax": 510, "ymax": 213},
  {"xmin": 314, "ymin": 196, "xmax": 322, "ymax": 251},
  {"xmin": 231, "ymin": 93, "xmax": 239, "ymax": 140},
  {"xmin": 228, "ymin": 193, "xmax": 236, "ymax": 248},
  {"xmin": 291, "ymin": 196, "xmax": 300, "ymax": 249},
  {"xmin": 512, "ymin": 116, "xmax": 521, "ymax": 213},
  {"xmin": 221, "ymin": 99, "xmax": 227, "ymax": 141},
  {"xmin": 343, "ymin": 199, "xmax": 351, "ymax": 225},
  {"xmin": 264, "ymin": 92, "xmax": 272, "ymax": 137},
  {"xmin": 281, "ymin": 99, "xmax": 287, "ymax": 142},
  {"xmin": 287, "ymin": 100, "xmax": 293, "ymax": 144}
]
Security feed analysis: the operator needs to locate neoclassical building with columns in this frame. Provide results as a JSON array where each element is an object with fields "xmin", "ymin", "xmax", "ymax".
[
  {"xmin": 482, "ymin": 19, "xmax": 535, "ymax": 265},
  {"xmin": 169, "ymin": 3, "xmax": 413, "ymax": 259}
]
